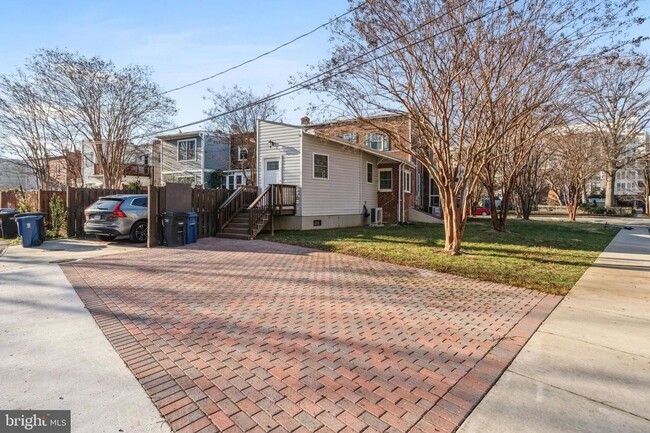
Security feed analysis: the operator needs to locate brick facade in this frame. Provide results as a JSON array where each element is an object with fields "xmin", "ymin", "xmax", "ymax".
[{"xmin": 377, "ymin": 163, "xmax": 413, "ymax": 224}]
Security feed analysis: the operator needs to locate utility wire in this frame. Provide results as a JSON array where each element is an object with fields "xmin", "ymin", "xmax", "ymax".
[
  {"xmin": 141, "ymin": 0, "xmax": 486, "ymax": 138},
  {"xmin": 160, "ymin": 0, "xmax": 371, "ymax": 95}
]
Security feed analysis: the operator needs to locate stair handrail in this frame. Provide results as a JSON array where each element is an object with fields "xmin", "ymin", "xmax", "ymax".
[
  {"xmin": 218, "ymin": 185, "xmax": 257, "ymax": 232},
  {"xmin": 247, "ymin": 185, "xmax": 272, "ymax": 239}
]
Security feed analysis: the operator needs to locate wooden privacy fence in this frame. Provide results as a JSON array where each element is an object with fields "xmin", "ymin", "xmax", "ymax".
[
  {"xmin": 0, "ymin": 189, "xmax": 65, "ymax": 229},
  {"xmin": 66, "ymin": 187, "xmax": 136, "ymax": 238},
  {"xmin": 148, "ymin": 186, "xmax": 232, "ymax": 248}
]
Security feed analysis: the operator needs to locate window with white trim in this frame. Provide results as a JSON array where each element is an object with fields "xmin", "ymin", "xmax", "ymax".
[
  {"xmin": 404, "ymin": 170, "xmax": 411, "ymax": 193},
  {"xmin": 366, "ymin": 162, "xmax": 373, "ymax": 183},
  {"xmin": 365, "ymin": 133, "xmax": 390, "ymax": 151},
  {"xmin": 237, "ymin": 146, "xmax": 248, "ymax": 161},
  {"xmin": 313, "ymin": 153, "xmax": 329, "ymax": 179},
  {"xmin": 341, "ymin": 133, "xmax": 358, "ymax": 143},
  {"xmin": 378, "ymin": 168, "xmax": 392, "ymax": 191},
  {"xmin": 177, "ymin": 139, "xmax": 196, "ymax": 161}
]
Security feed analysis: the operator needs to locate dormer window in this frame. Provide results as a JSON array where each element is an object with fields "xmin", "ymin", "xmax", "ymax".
[
  {"xmin": 341, "ymin": 133, "xmax": 358, "ymax": 143},
  {"xmin": 365, "ymin": 133, "xmax": 390, "ymax": 151}
]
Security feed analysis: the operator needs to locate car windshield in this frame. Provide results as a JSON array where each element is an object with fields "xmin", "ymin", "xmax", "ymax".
[{"xmin": 91, "ymin": 198, "xmax": 122, "ymax": 210}]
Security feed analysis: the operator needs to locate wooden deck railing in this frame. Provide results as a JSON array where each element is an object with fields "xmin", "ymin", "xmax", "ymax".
[
  {"xmin": 247, "ymin": 186, "xmax": 272, "ymax": 239},
  {"xmin": 273, "ymin": 184, "xmax": 297, "ymax": 215},
  {"xmin": 217, "ymin": 185, "xmax": 257, "ymax": 232}
]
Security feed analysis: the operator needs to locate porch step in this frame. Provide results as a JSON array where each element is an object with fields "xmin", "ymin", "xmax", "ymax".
[
  {"xmin": 223, "ymin": 227, "xmax": 249, "ymax": 236},
  {"xmin": 215, "ymin": 233, "xmax": 250, "ymax": 240}
]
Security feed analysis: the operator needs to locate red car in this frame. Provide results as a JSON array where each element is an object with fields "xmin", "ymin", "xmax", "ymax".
[{"xmin": 473, "ymin": 207, "xmax": 491, "ymax": 216}]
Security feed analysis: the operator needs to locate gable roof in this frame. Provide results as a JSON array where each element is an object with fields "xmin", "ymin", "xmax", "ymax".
[
  {"xmin": 258, "ymin": 120, "xmax": 414, "ymax": 166},
  {"xmin": 303, "ymin": 130, "xmax": 414, "ymax": 167}
]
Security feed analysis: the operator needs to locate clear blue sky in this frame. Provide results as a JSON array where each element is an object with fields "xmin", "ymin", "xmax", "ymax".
[
  {"xmin": 0, "ymin": 0, "xmax": 648, "ymax": 129},
  {"xmin": 0, "ymin": 0, "xmax": 349, "ymax": 127}
]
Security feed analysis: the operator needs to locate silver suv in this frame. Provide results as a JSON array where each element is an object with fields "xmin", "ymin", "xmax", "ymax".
[{"xmin": 84, "ymin": 194, "xmax": 148, "ymax": 242}]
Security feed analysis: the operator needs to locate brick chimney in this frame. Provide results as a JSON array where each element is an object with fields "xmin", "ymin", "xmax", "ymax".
[{"xmin": 300, "ymin": 116, "xmax": 310, "ymax": 126}]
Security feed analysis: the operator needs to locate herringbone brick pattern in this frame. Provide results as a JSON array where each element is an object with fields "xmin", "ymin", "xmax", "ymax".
[{"xmin": 62, "ymin": 238, "xmax": 559, "ymax": 433}]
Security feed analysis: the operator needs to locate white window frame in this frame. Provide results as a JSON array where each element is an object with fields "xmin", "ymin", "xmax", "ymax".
[
  {"xmin": 342, "ymin": 133, "xmax": 358, "ymax": 143},
  {"xmin": 366, "ymin": 162, "xmax": 373, "ymax": 184},
  {"xmin": 313, "ymin": 153, "xmax": 329, "ymax": 180},
  {"xmin": 176, "ymin": 175, "xmax": 198, "ymax": 185},
  {"xmin": 404, "ymin": 170, "xmax": 412, "ymax": 193},
  {"xmin": 378, "ymin": 168, "xmax": 392, "ymax": 192},
  {"xmin": 366, "ymin": 133, "xmax": 390, "ymax": 151},
  {"xmin": 177, "ymin": 139, "xmax": 197, "ymax": 162},
  {"xmin": 237, "ymin": 146, "xmax": 248, "ymax": 161}
]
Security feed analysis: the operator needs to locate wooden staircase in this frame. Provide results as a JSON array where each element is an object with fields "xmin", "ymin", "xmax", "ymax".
[{"xmin": 216, "ymin": 184, "xmax": 297, "ymax": 240}]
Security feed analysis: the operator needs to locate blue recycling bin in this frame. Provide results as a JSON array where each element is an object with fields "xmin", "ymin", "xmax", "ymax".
[
  {"xmin": 186, "ymin": 212, "xmax": 198, "ymax": 244},
  {"xmin": 15, "ymin": 214, "xmax": 45, "ymax": 247}
]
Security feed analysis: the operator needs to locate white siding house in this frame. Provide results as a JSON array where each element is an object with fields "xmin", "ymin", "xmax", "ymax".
[{"xmin": 256, "ymin": 120, "xmax": 411, "ymax": 230}]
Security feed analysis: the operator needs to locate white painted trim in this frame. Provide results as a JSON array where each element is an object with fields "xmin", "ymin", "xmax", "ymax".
[
  {"xmin": 404, "ymin": 169, "xmax": 412, "ymax": 193},
  {"xmin": 262, "ymin": 157, "xmax": 282, "ymax": 189},
  {"xmin": 177, "ymin": 138, "xmax": 197, "ymax": 162},
  {"xmin": 378, "ymin": 168, "xmax": 392, "ymax": 192},
  {"xmin": 312, "ymin": 152, "xmax": 329, "ymax": 180}
]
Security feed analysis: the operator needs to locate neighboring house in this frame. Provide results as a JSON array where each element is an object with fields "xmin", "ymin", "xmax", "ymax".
[
  {"xmin": 82, "ymin": 141, "xmax": 153, "ymax": 188},
  {"xmin": 223, "ymin": 131, "xmax": 256, "ymax": 190},
  {"xmin": 255, "ymin": 120, "xmax": 415, "ymax": 229},
  {"xmin": 303, "ymin": 114, "xmax": 440, "ymax": 218},
  {"xmin": 157, "ymin": 130, "xmax": 230, "ymax": 187},
  {"xmin": 47, "ymin": 152, "xmax": 81, "ymax": 190},
  {"xmin": 0, "ymin": 158, "xmax": 36, "ymax": 190}
]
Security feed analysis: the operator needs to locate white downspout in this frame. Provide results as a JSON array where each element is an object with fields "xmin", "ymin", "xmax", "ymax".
[
  {"xmin": 200, "ymin": 132, "xmax": 205, "ymax": 186},
  {"xmin": 397, "ymin": 163, "xmax": 402, "ymax": 223}
]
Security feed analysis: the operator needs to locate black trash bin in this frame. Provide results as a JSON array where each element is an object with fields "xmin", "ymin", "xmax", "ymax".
[
  {"xmin": 161, "ymin": 212, "xmax": 187, "ymax": 247},
  {"xmin": 0, "ymin": 209, "xmax": 19, "ymax": 239}
]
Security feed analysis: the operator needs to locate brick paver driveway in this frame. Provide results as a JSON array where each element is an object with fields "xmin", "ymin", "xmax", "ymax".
[{"xmin": 62, "ymin": 239, "xmax": 559, "ymax": 433}]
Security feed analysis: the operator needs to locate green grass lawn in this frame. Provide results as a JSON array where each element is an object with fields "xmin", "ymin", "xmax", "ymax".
[{"xmin": 260, "ymin": 219, "xmax": 618, "ymax": 295}]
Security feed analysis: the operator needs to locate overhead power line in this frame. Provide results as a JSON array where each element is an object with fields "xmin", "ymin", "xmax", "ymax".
[
  {"xmin": 160, "ymin": 0, "xmax": 371, "ymax": 95},
  {"xmin": 140, "ymin": 0, "xmax": 500, "ymax": 138}
]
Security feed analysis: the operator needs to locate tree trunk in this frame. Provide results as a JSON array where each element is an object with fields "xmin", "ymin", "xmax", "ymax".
[
  {"xmin": 604, "ymin": 165, "xmax": 616, "ymax": 207},
  {"xmin": 441, "ymin": 197, "xmax": 464, "ymax": 255}
]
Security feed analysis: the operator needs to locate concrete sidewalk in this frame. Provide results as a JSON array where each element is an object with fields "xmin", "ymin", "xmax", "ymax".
[
  {"xmin": 0, "ymin": 239, "xmax": 171, "ymax": 433},
  {"xmin": 458, "ymin": 227, "xmax": 650, "ymax": 433}
]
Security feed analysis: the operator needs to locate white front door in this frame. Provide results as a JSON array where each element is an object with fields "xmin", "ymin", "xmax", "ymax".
[{"xmin": 263, "ymin": 158, "xmax": 281, "ymax": 189}]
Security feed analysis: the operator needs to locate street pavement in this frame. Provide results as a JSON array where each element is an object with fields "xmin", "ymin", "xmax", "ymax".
[
  {"xmin": 458, "ymin": 226, "xmax": 650, "ymax": 433},
  {"xmin": 0, "ymin": 239, "xmax": 171, "ymax": 433}
]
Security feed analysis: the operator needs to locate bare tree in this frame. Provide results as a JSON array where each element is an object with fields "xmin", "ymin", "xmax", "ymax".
[
  {"xmin": 301, "ymin": 0, "xmax": 635, "ymax": 253},
  {"xmin": 26, "ymin": 49, "xmax": 176, "ymax": 188},
  {"xmin": 515, "ymin": 141, "xmax": 550, "ymax": 219},
  {"xmin": 0, "ymin": 71, "xmax": 54, "ymax": 189},
  {"xmin": 574, "ymin": 55, "xmax": 650, "ymax": 207},
  {"xmin": 547, "ymin": 127, "xmax": 602, "ymax": 221},
  {"xmin": 204, "ymin": 85, "xmax": 283, "ymax": 185},
  {"xmin": 481, "ymin": 111, "xmax": 557, "ymax": 231}
]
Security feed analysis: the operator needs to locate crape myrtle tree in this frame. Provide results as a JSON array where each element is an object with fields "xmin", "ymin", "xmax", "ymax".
[
  {"xmin": 301, "ymin": 0, "xmax": 639, "ymax": 254},
  {"xmin": 574, "ymin": 55, "xmax": 650, "ymax": 207},
  {"xmin": 25, "ymin": 49, "xmax": 176, "ymax": 188},
  {"xmin": 514, "ymin": 139, "xmax": 551, "ymax": 219},
  {"xmin": 204, "ymin": 85, "xmax": 284, "ymax": 186},
  {"xmin": 547, "ymin": 125, "xmax": 603, "ymax": 221},
  {"xmin": 0, "ymin": 71, "xmax": 54, "ymax": 189}
]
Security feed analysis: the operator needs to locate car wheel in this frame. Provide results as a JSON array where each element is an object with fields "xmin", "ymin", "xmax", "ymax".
[
  {"xmin": 130, "ymin": 221, "xmax": 148, "ymax": 243},
  {"xmin": 96, "ymin": 234, "xmax": 115, "ymax": 242},
  {"xmin": 481, "ymin": 211, "xmax": 487, "ymax": 216}
]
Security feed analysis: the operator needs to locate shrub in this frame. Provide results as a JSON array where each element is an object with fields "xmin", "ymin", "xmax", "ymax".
[{"xmin": 49, "ymin": 194, "xmax": 67, "ymax": 237}]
